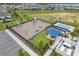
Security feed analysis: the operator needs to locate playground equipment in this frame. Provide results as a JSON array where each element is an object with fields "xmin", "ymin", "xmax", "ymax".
[{"xmin": 32, "ymin": 17, "xmax": 37, "ymax": 25}]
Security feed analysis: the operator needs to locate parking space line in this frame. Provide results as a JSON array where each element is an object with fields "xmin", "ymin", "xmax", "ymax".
[{"xmin": 5, "ymin": 29, "xmax": 38, "ymax": 56}]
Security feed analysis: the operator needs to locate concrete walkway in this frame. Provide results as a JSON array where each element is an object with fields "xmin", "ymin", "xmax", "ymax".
[
  {"xmin": 5, "ymin": 29, "xmax": 38, "ymax": 56},
  {"xmin": 44, "ymin": 36, "xmax": 62, "ymax": 56}
]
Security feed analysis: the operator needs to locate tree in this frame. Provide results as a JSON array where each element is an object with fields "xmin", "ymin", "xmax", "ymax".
[
  {"xmin": 3, "ymin": 18, "xmax": 6, "ymax": 23},
  {"xmin": 74, "ymin": 20, "xmax": 77, "ymax": 23},
  {"xmin": 43, "ymin": 43, "xmax": 49, "ymax": 50},
  {"xmin": 18, "ymin": 49, "xmax": 26, "ymax": 56},
  {"xmin": 39, "ymin": 40, "xmax": 44, "ymax": 50}
]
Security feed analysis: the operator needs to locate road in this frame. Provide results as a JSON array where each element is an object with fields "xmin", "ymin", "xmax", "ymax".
[
  {"xmin": 44, "ymin": 36, "xmax": 62, "ymax": 56},
  {"xmin": 5, "ymin": 29, "xmax": 38, "ymax": 56}
]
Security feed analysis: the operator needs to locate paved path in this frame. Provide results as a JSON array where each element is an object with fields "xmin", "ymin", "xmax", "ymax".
[
  {"xmin": 71, "ymin": 37, "xmax": 79, "ymax": 56},
  {"xmin": 5, "ymin": 29, "xmax": 38, "ymax": 56},
  {"xmin": 44, "ymin": 37, "xmax": 62, "ymax": 56}
]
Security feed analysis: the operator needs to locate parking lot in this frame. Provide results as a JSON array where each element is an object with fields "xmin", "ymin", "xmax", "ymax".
[{"xmin": 0, "ymin": 30, "xmax": 21, "ymax": 56}]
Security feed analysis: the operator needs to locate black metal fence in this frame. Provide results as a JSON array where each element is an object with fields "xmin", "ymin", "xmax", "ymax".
[{"xmin": 9, "ymin": 28, "xmax": 40, "ymax": 52}]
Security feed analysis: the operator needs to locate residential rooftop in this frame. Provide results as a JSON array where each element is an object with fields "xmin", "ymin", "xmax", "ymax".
[{"xmin": 0, "ymin": 7, "xmax": 11, "ymax": 18}]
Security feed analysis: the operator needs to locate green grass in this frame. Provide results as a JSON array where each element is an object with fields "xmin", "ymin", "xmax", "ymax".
[
  {"xmin": 31, "ymin": 30, "xmax": 52, "ymax": 48},
  {"xmin": 0, "ymin": 9, "xmax": 33, "ymax": 31},
  {"xmin": 70, "ymin": 25, "xmax": 79, "ymax": 37},
  {"xmin": 30, "ymin": 30, "xmax": 54, "ymax": 55},
  {"xmin": 18, "ymin": 48, "xmax": 30, "ymax": 56},
  {"xmin": 40, "ymin": 17, "xmax": 57, "ymax": 24},
  {"xmin": 50, "ymin": 52, "xmax": 62, "ymax": 56},
  {"xmin": 0, "ymin": 9, "xmax": 79, "ymax": 37},
  {"xmin": 0, "ymin": 23, "xmax": 6, "ymax": 30},
  {"xmin": 17, "ymin": 9, "xmax": 79, "ymax": 14},
  {"xmin": 0, "ymin": 17, "xmax": 21, "ymax": 30},
  {"xmin": 15, "ymin": 10, "xmax": 33, "ymax": 22}
]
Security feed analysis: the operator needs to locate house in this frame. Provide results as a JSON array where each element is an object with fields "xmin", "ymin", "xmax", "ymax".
[
  {"xmin": 1, "ymin": 3, "xmax": 79, "ymax": 10},
  {"xmin": 55, "ymin": 38, "xmax": 75, "ymax": 56},
  {"xmin": 58, "ymin": 41, "xmax": 74, "ymax": 56},
  {"xmin": 0, "ymin": 7, "xmax": 11, "ymax": 19}
]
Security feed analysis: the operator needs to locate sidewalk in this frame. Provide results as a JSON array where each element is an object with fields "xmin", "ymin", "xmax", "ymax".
[
  {"xmin": 44, "ymin": 36, "xmax": 62, "ymax": 56},
  {"xmin": 5, "ymin": 29, "xmax": 38, "ymax": 56}
]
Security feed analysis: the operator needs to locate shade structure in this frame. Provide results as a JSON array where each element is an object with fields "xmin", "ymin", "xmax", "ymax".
[
  {"xmin": 54, "ymin": 23, "xmax": 75, "ymax": 32},
  {"xmin": 47, "ymin": 28, "xmax": 61, "ymax": 38}
]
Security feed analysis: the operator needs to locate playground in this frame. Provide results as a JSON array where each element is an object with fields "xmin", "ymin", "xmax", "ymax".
[{"xmin": 12, "ymin": 20, "xmax": 51, "ymax": 40}]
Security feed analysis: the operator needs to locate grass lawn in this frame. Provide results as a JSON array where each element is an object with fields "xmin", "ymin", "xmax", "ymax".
[
  {"xmin": 0, "ymin": 9, "xmax": 79, "ymax": 37},
  {"xmin": 0, "ymin": 17, "xmax": 21, "ymax": 30},
  {"xmin": 18, "ymin": 48, "xmax": 30, "ymax": 56},
  {"xmin": 50, "ymin": 52, "xmax": 62, "ymax": 56},
  {"xmin": 70, "ymin": 25, "xmax": 79, "ymax": 37},
  {"xmin": 30, "ymin": 30, "xmax": 54, "ymax": 55},
  {"xmin": 18, "ymin": 9, "xmax": 79, "ymax": 14},
  {"xmin": 15, "ymin": 10, "xmax": 32, "ymax": 22},
  {"xmin": 0, "ymin": 23, "xmax": 6, "ymax": 30},
  {"xmin": 31, "ymin": 30, "xmax": 52, "ymax": 48},
  {"xmin": 0, "ymin": 9, "xmax": 33, "ymax": 31}
]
